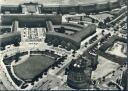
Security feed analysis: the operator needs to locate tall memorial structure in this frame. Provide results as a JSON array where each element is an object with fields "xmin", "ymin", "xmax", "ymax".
[{"xmin": 67, "ymin": 55, "xmax": 97, "ymax": 89}]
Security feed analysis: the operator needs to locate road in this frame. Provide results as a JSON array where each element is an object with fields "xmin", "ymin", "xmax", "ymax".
[{"xmin": 97, "ymin": 66, "xmax": 126, "ymax": 90}]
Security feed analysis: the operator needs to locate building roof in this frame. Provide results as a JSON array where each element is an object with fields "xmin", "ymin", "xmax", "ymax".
[
  {"xmin": 99, "ymin": 35, "xmax": 118, "ymax": 51},
  {"xmin": 62, "ymin": 22, "xmax": 84, "ymax": 29},
  {"xmin": 46, "ymin": 24, "xmax": 96, "ymax": 47},
  {"xmin": 0, "ymin": 0, "xmax": 118, "ymax": 5},
  {"xmin": 99, "ymin": 35, "xmax": 127, "ymax": 52},
  {"xmin": 46, "ymin": 31, "xmax": 80, "ymax": 47},
  {"xmin": 69, "ymin": 57, "xmax": 87, "ymax": 70},
  {"xmin": 26, "ymin": 5, "xmax": 37, "ymax": 13},
  {"xmin": 0, "ymin": 32, "xmax": 21, "ymax": 42},
  {"xmin": 1, "ymin": 14, "xmax": 62, "ymax": 25},
  {"xmin": 73, "ymin": 24, "xmax": 96, "ymax": 42},
  {"xmin": 90, "ymin": 13, "xmax": 113, "ymax": 22},
  {"xmin": 1, "ymin": 5, "xmax": 19, "ymax": 8}
]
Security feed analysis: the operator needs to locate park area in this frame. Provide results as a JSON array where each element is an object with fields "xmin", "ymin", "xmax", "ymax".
[{"xmin": 13, "ymin": 55, "xmax": 55, "ymax": 81}]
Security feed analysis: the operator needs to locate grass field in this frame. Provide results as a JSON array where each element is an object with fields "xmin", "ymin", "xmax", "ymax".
[{"xmin": 13, "ymin": 55, "xmax": 55, "ymax": 80}]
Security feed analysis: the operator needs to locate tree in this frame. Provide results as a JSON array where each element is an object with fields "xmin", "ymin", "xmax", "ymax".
[
  {"xmin": 80, "ymin": 16, "xmax": 83, "ymax": 21},
  {"xmin": 86, "ymin": 13, "xmax": 90, "ymax": 16},
  {"xmin": 106, "ymin": 17, "xmax": 111, "ymax": 23},
  {"xmin": 60, "ymin": 27, "xmax": 65, "ymax": 33},
  {"xmin": 98, "ymin": 21, "xmax": 104, "ymax": 28},
  {"xmin": 93, "ymin": 80, "xmax": 96, "ymax": 85},
  {"xmin": 102, "ymin": 30, "xmax": 105, "ymax": 35},
  {"xmin": 66, "ymin": 42, "xmax": 71, "ymax": 51},
  {"xmin": 102, "ymin": 76, "xmax": 106, "ymax": 82},
  {"xmin": 67, "ymin": 17, "xmax": 71, "ymax": 23},
  {"xmin": 15, "ymin": 52, "xmax": 20, "ymax": 62},
  {"xmin": 112, "ymin": 71, "xmax": 115, "ymax": 76},
  {"xmin": 4, "ymin": 54, "xmax": 8, "ymax": 58},
  {"xmin": 79, "ymin": 22, "xmax": 84, "ymax": 25},
  {"xmin": 92, "ymin": 18, "xmax": 95, "ymax": 23},
  {"xmin": 72, "ymin": 50, "xmax": 76, "ymax": 54},
  {"xmin": 52, "ymin": 38, "xmax": 59, "ymax": 47}
]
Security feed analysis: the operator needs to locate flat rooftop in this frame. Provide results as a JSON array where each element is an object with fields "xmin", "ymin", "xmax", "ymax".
[
  {"xmin": 0, "ymin": 0, "xmax": 118, "ymax": 5},
  {"xmin": 90, "ymin": 13, "xmax": 113, "ymax": 21},
  {"xmin": 106, "ymin": 41, "xmax": 127, "ymax": 58},
  {"xmin": 91, "ymin": 56, "xmax": 120, "ymax": 80},
  {"xmin": 13, "ymin": 55, "xmax": 55, "ymax": 81}
]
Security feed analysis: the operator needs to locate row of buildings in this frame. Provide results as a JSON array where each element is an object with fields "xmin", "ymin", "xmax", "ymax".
[{"xmin": 0, "ymin": 0, "xmax": 121, "ymax": 14}]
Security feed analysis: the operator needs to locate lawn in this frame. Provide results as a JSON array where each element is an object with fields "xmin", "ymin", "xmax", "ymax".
[{"xmin": 13, "ymin": 55, "xmax": 55, "ymax": 81}]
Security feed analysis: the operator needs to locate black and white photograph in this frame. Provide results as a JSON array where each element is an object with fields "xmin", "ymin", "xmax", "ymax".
[{"xmin": 0, "ymin": 0, "xmax": 127, "ymax": 90}]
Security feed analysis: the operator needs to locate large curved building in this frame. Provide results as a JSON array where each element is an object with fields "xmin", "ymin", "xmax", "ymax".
[{"xmin": 67, "ymin": 56, "xmax": 92, "ymax": 89}]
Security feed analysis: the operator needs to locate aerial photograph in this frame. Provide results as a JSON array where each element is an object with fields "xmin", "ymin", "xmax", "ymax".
[{"xmin": 0, "ymin": 0, "xmax": 127, "ymax": 90}]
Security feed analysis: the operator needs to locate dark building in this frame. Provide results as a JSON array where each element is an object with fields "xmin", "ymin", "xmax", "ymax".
[
  {"xmin": 45, "ymin": 22, "xmax": 96, "ymax": 50},
  {"xmin": 0, "ymin": 28, "xmax": 11, "ymax": 34},
  {"xmin": 1, "ymin": 14, "xmax": 62, "ymax": 27},
  {"xmin": 41, "ymin": 0, "xmax": 121, "ymax": 14},
  {"xmin": 66, "ymin": 55, "xmax": 97, "ymax": 89},
  {"xmin": 1, "ymin": 5, "xmax": 22, "ymax": 14},
  {"xmin": 0, "ymin": 32, "xmax": 21, "ymax": 50},
  {"xmin": 99, "ymin": 35, "xmax": 127, "ymax": 52},
  {"xmin": 0, "ymin": 0, "xmax": 121, "ymax": 15},
  {"xmin": 22, "ymin": 2, "xmax": 41, "ymax": 13},
  {"xmin": 83, "ymin": 52, "xmax": 98, "ymax": 71},
  {"xmin": 66, "ymin": 39, "xmax": 99, "ymax": 89},
  {"xmin": 121, "ymin": 69, "xmax": 128, "ymax": 90}
]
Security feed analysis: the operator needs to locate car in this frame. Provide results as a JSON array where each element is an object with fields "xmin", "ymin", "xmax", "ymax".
[
  {"xmin": 122, "ymin": 26, "xmax": 127, "ymax": 30},
  {"xmin": 69, "ymin": 12, "xmax": 76, "ymax": 15}
]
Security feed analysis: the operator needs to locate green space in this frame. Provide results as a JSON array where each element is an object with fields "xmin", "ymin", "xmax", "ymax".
[{"xmin": 13, "ymin": 55, "xmax": 55, "ymax": 80}]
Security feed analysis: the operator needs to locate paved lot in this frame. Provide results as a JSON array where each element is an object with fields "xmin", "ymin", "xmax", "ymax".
[
  {"xmin": 91, "ymin": 56, "xmax": 120, "ymax": 80},
  {"xmin": 13, "ymin": 55, "xmax": 55, "ymax": 80}
]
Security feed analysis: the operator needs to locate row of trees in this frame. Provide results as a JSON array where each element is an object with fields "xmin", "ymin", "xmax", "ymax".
[{"xmin": 98, "ymin": 17, "xmax": 111, "ymax": 29}]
